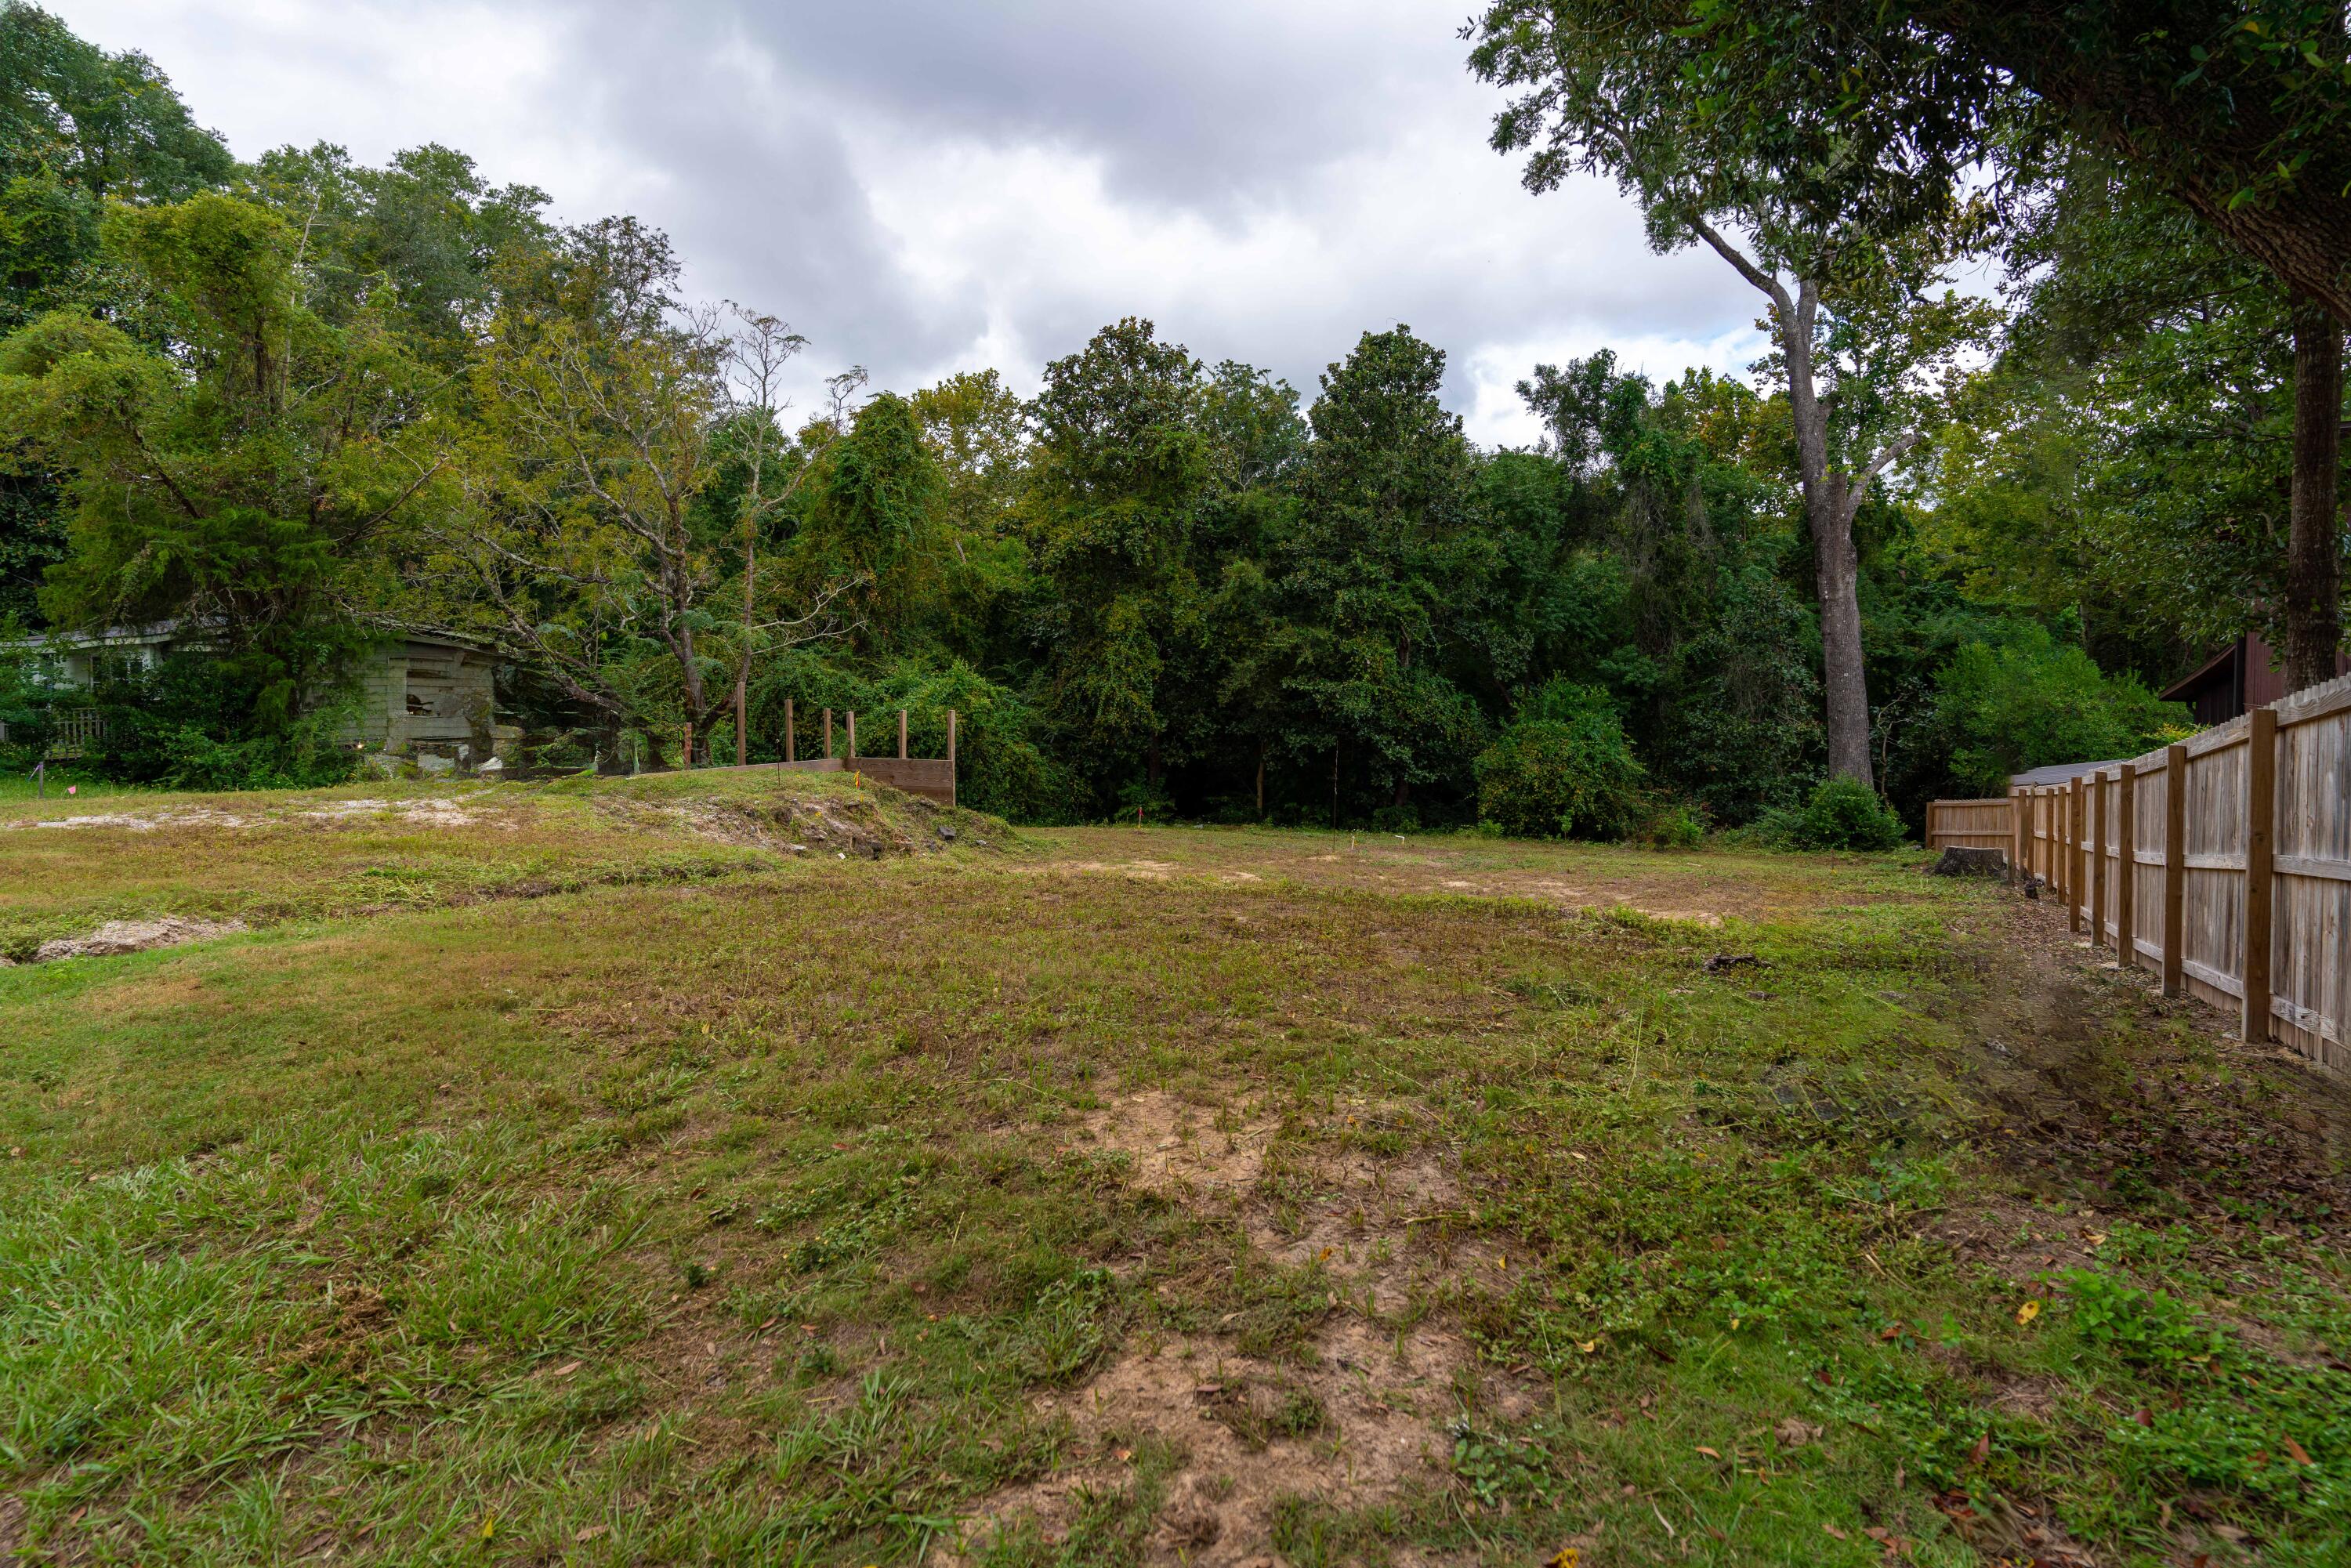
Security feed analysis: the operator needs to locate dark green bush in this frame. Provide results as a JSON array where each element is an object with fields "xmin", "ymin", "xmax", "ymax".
[
  {"xmin": 1780, "ymin": 775, "xmax": 1907, "ymax": 852},
  {"xmin": 1474, "ymin": 686, "xmax": 1644, "ymax": 840},
  {"xmin": 88, "ymin": 654, "xmax": 364, "ymax": 790}
]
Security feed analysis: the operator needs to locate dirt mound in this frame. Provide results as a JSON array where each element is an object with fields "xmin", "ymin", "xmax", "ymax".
[
  {"xmin": 31, "ymin": 916, "xmax": 247, "ymax": 962},
  {"xmin": 625, "ymin": 787, "xmax": 987, "ymax": 861},
  {"xmin": 938, "ymin": 1317, "xmax": 1468, "ymax": 1568}
]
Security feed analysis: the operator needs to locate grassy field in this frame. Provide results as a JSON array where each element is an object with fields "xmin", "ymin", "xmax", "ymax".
[{"xmin": 2, "ymin": 775, "xmax": 2348, "ymax": 1566}]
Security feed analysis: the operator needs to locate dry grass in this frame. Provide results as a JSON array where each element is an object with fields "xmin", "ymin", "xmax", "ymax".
[{"xmin": 1, "ymin": 777, "xmax": 2347, "ymax": 1566}]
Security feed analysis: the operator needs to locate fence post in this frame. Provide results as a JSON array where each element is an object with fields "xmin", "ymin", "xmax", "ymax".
[
  {"xmin": 2163, "ymin": 744, "xmax": 2186, "ymax": 998},
  {"xmin": 2243, "ymin": 707, "xmax": 2277, "ymax": 1042},
  {"xmin": 824, "ymin": 708, "xmax": 833, "ymax": 759},
  {"xmin": 2010, "ymin": 786, "xmax": 2027, "ymax": 884},
  {"xmin": 683, "ymin": 722, "xmax": 694, "ymax": 771},
  {"xmin": 786, "ymin": 697, "xmax": 796, "ymax": 763},
  {"xmin": 947, "ymin": 708, "xmax": 958, "ymax": 809},
  {"xmin": 2088, "ymin": 770, "xmax": 2107, "ymax": 946},
  {"xmin": 2115, "ymin": 762, "xmax": 2137, "ymax": 967},
  {"xmin": 847, "ymin": 710, "xmax": 857, "ymax": 760},
  {"xmin": 2068, "ymin": 777, "xmax": 2085, "ymax": 933},
  {"xmin": 898, "ymin": 708, "xmax": 907, "ymax": 759}
]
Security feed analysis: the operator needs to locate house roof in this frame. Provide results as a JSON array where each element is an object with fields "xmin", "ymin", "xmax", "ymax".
[
  {"xmin": 2160, "ymin": 639, "xmax": 2240, "ymax": 703},
  {"xmin": 5, "ymin": 617, "xmax": 495, "ymax": 655},
  {"xmin": 2009, "ymin": 759, "xmax": 2130, "ymax": 788}
]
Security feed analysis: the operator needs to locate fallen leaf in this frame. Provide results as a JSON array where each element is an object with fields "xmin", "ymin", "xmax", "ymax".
[
  {"xmin": 1575, "ymin": 1338, "xmax": 1599, "ymax": 1354},
  {"xmin": 549, "ymin": 1360, "xmax": 582, "ymax": 1378},
  {"xmin": 1695, "ymin": 1445, "xmax": 1722, "ymax": 1459},
  {"xmin": 1823, "ymin": 1523, "xmax": 1849, "ymax": 1541},
  {"xmin": 1775, "ymin": 1418, "xmax": 1823, "ymax": 1447},
  {"xmin": 2016, "ymin": 1300, "xmax": 2042, "ymax": 1327},
  {"xmin": 1545, "ymin": 1550, "xmax": 1581, "ymax": 1568},
  {"xmin": 573, "ymin": 1525, "xmax": 608, "ymax": 1543},
  {"xmin": 478, "ymin": 1515, "xmax": 496, "ymax": 1543},
  {"xmin": 1969, "ymin": 1432, "xmax": 1991, "ymax": 1468},
  {"xmin": 2283, "ymin": 1436, "xmax": 2313, "ymax": 1465},
  {"xmin": 1115, "ymin": 1447, "xmax": 1134, "ymax": 1463},
  {"xmin": 1878, "ymin": 1323, "xmax": 1903, "ymax": 1341}
]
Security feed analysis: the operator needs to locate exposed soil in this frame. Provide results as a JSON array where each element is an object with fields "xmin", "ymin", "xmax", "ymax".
[
  {"xmin": 612, "ymin": 789, "xmax": 976, "ymax": 861},
  {"xmin": 27, "ymin": 915, "xmax": 248, "ymax": 963},
  {"xmin": 1958, "ymin": 893, "xmax": 2351, "ymax": 1251},
  {"xmin": 937, "ymin": 1317, "xmax": 1469, "ymax": 1568}
]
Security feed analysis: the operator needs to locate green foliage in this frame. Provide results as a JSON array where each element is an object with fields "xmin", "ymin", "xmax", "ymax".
[
  {"xmin": 1933, "ymin": 625, "xmax": 2190, "ymax": 796},
  {"xmin": 1474, "ymin": 684, "xmax": 1644, "ymax": 840},
  {"xmin": 1770, "ymin": 776, "xmax": 1907, "ymax": 852}
]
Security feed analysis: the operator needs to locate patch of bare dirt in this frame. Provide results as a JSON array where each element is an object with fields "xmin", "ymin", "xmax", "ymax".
[
  {"xmin": 1078, "ymin": 1090, "xmax": 1279, "ymax": 1196},
  {"xmin": 8, "ymin": 807, "xmax": 249, "ymax": 831},
  {"xmin": 31, "ymin": 915, "xmax": 247, "ymax": 962},
  {"xmin": 1075, "ymin": 1092, "xmax": 1483, "ymax": 1316},
  {"xmin": 1965, "ymin": 895, "xmax": 2351, "ymax": 1242},
  {"xmin": 938, "ymin": 1316, "xmax": 1469, "ymax": 1568},
  {"xmin": 299, "ymin": 797, "xmax": 488, "ymax": 827}
]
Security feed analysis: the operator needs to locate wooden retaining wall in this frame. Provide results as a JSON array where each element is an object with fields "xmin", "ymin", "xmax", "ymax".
[
  {"xmin": 701, "ymin": 705, "xmax": 958, "ymax": 806},
  {"xmin": 1939, "ymin": 669, "xmax": 2351, "ymax": 1077}
]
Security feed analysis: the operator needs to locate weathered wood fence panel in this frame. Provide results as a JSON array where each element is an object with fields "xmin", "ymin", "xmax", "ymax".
[
  {"xmin": 1926, "ymin": 668, "xmax": 2351, "ymax": 1076},
  {"xmin": 1923, "ymin": 798, "xmax": 2013, "ymax": 852}
]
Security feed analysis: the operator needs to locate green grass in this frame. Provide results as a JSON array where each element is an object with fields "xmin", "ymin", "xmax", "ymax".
[
  {"xmin": 0, "ymin": 765, "xmax": 143, "ymax": 804},
  {"xmin": 2, "ymin": 778, "xmax": 2346, "ymax": 1565}
]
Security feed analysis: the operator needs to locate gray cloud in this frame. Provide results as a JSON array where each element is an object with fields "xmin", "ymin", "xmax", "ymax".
[{"xmin": 56, "ymin": 0, "xmax": 1769, "ymax": 442}]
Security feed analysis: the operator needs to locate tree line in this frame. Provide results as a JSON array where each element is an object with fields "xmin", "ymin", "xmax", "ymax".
[{"xmin": 3, "ymin": 2, "xmax": 2344, "ymax": 838}]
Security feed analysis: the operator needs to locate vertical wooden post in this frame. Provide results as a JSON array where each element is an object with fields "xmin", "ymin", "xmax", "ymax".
[
  {"xmin": 946, "ymin": 708, "xmax": 958, "ymax": 809},
  {"xmin": 2010, "ymin": 786, "xmax": 2027, "ymax": 884},
  {"xmin": 823, "ymin": 707, "xmax": 834, "ymax": 759},
  {"xmin": 736, "ymin": 684, "xmax": 747, "ymax": 768},
  {"xmin": 2243, "ymin": 708, "xmax": 2277, "ymax": 1041},
  {"xmin": 2068, "ymin": 777, "xmax": 2085, "ymax": 933},
  {"xmin": 898, "ymin": 708, "xmax": 907, "ymax": 759},
  {"xmin": 2088, "ymin": 770, "xmax": 2107, "ymax": 946},
  {"xmin": 847, "ymin": 710, "xmax": 857, "ymax": 760},
  {"xmin": 2115, "ymin": 762, "xmax": 2137, "ymax": 967},
  {"xmin": 2163, "ymin": 744, "xmax": 2187, "ymax": 998},
  {"xmin": 786, "ymin": 697, "xmax": 796, "ymax": 763},
  {"xmin": 683, "ymin": 722, "xmax": 694, "ymax": 771}
]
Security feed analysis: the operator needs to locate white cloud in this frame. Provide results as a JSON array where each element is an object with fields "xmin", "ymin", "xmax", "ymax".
[{"xmin": 54, "ymin": 0, "xmax": 1770, "ymax": 442}]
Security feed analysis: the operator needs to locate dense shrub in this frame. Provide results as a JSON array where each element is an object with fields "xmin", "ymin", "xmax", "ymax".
[
  {"xmin": 1634, "ymin": 800, "xmax": 1707, "ymax": 849},
  {"xmin": 1768, "ymin": 775, "xmax": 1907, "ymax": 852},
  {"xmin": 1474, "ymin": 684, "xmax": 1645, "ymax": 839},
  {"xmin": 87, "ymin": 655, "xmax": 364, "ymax": 790}
]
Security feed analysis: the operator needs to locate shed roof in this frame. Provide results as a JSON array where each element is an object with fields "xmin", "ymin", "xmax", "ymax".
[{"xmin": 2009, "ymin": 759, "xmax": 2129, "ymax": 788}]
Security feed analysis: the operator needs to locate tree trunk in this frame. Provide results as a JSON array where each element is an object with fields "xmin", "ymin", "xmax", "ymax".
[
  {"xmin": 2284, "ymin": 295, "xmax": 2344, "ymax": 693},
  {"xmin": 1776, "ymin": 280, "xmax": 1875, "ymax": 788},
  {"xmin": 1147, "ymin": 734, "xmax": 1164, "ymax": 786},
  {"xmin": 1255, "ymin": 742, "xmax": 1266, "ymax": 819},
  {"xmin": 1813, "ymin": 474, "xmax": 1875, "ymax": 786}
]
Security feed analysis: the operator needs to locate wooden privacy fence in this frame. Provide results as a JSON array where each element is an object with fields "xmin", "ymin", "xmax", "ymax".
[
  {"xmin": 1923, "ymin": 798, "xmax": 2014, "ymax": 853},
  {"xmin": 1930, "ymin": 668, "xmax": 2351, "ymax": 1077}
]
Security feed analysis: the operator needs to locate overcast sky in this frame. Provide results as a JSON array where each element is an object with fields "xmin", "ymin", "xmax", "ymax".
[{"xmin": 55, "ymin": 0, "xmax": 1769, "ymax": 446}]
